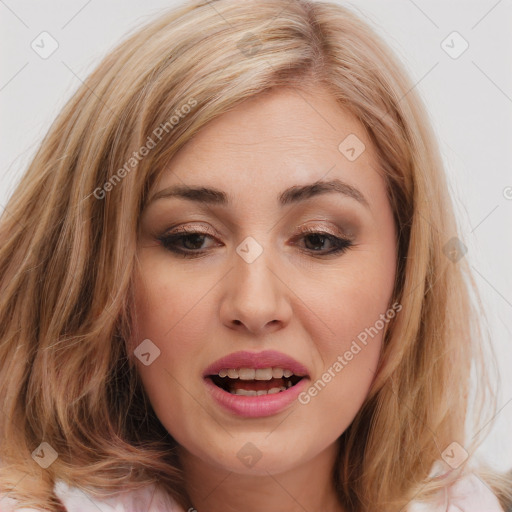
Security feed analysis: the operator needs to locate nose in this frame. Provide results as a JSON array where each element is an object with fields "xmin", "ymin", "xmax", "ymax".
[{"xmin": 219, "ymin": 249, "xmax": 293, "ymax": 335}]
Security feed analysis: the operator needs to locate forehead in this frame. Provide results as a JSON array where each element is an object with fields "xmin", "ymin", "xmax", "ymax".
[{"xmin": 153, "ymin": 86, "xmax": 383, "ymax": 206}]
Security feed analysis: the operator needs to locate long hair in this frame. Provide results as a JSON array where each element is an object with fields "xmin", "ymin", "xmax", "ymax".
[{"xmin": 0, "ymin": 1, "xmax": 510, "ymax": 510}]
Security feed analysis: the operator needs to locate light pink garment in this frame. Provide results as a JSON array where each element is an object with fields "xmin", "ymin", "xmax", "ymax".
[
  {"xmin": 406, "ymin": 472, "xmax": 505, "ymax": 512},
  {"xmin": 0, "ymin": 481, "xmax": 186, "ymax": 512},
  {"xmin": 0, "ymin": 472, "xmax": 505, "ymax": 511}
]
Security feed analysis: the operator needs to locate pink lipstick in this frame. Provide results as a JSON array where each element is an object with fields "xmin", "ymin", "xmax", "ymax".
[{"xmin": 203, "ymin": 350, "xmax": 310, "ymax": 418}]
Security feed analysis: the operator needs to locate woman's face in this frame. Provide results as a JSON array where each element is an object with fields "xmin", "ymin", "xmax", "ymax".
[{"xmin": 132, "ymin": 85, "xmax": 397, "ymax": 476}]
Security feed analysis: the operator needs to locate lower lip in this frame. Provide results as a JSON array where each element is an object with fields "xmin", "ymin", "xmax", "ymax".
[{"xmin": 204, "ymin": 376, "xmax": 310, "ymax": 418}]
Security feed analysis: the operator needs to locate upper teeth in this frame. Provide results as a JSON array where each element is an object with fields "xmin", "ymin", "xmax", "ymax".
[{"xmin": 218, "ymin": 367, "xmax": 294, "ymax": 380}]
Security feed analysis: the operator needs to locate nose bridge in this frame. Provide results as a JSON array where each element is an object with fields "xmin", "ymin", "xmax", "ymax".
[
  {"xmin": 234, "ymin": 234, "xmax": 279, "ymax": 305},
  {"xmin": 220, "ymin": 234, "xmax": 291, "ymax": 333}
]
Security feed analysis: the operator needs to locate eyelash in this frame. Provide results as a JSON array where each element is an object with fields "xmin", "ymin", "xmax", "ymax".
[{"xmin": 157, "ymin": 225, "xmax": 354, "ymax": 258}]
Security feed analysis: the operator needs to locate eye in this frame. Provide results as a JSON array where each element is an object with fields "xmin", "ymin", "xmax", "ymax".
[
  {"xmin": 292, "ymin": 225, "xmax": 353, "ymax": 256},
  {"xmin": 157, "ymin": 225, "xmax": 354, "ymax": 258},
  {"xmin": 157, "ymin": 226, "xmax": 219, "ymax": 258}
]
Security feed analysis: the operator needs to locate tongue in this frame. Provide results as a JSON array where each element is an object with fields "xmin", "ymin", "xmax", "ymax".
[{"xmin": 230, "ymin": 377, "xmax": 287, "ymax": 392}]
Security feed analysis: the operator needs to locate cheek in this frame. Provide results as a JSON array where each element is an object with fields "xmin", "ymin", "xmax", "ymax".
[
  {"xmin": 129, "ymin": 269, "xmax": 204, "ymax": 436},
  {"xmin": 296, "ymin": 272, "xmax": 394, "ymax": 430},
  {"xmin": 130, "ymin": 258, "xmax": 217, "ymax": 403},
  {"xmin": 302, "ymin": 239, "xmax": 396, "ymax": 353},
  {"xmin": 333, "ymin": 269, "xmax": 394, "ymax": 343},
  {"xmin": 298, "ymin": 236, "xmax": 396, "ymax": 403},
  {"xmin": 132, "ymin": 257, "xmax": 209, "ymax": 347},
  {"xmin": 307, "ymin": 274, "xmax": 387, "ymax": 390}
]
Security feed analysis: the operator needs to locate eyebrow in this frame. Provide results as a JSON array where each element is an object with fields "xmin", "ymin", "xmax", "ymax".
[{"xmin": 148, "ymin": 178, "xmax": 370, "ymax": 209}]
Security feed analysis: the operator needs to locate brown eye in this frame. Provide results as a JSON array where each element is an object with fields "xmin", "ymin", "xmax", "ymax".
[
  {"xmin": 157, "ymin": 226, "xmax": 353, "ymax": 258},
  {"xmin": 296, "ymin": 231, "xmax": 353, "ymax": 255},
  {"xmin": 162, "ymin": 232, "xmax": 209, "ymax": 251},
  {"xmin": 157, "ymin": 226, "xmax": 221, "ymax": 258},
  {"xmin": 293, "ymin": 225, "xmax": 354, "ymax": 256}
]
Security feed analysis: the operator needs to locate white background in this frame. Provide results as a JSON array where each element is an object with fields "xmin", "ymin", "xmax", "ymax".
[{"xmin": 1, "ymin": 0, "xmax": 511, "ymax": 471}]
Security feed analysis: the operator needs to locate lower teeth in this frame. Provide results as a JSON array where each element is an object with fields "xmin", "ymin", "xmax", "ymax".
[{"xmin": 231, "ymin": 386, "xmax": 287, "ymax": 396}]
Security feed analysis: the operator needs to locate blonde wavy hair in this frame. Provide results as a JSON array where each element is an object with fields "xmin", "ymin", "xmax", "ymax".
[{"xmin": 0, "ymin": 0, "xmax": 510, "ymax": 511}]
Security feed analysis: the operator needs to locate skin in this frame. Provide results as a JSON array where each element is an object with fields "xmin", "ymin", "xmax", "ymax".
[{"xmin": 131, "ymin": 85, "xmax": 397, "ymax": 512}]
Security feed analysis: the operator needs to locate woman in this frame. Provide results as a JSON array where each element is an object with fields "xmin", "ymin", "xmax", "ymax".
[{"xmin": 0, "ymin": 0, "xmax": 510, "ymax": 510}]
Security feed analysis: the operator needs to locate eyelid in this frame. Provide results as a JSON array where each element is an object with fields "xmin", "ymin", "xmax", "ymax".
[
  {"xmin": 164, "ymin": 221, "xmax": 354, "ymax": 241},
  {"xmin": 294, "ymin": 222, "xmax": 355, "ymax": 242},
  {"xmin": 164, "ymin": 223, "xmax": 218, "ymax": 237}
]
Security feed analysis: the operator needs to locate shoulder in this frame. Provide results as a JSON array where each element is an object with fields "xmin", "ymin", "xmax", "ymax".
[
  {"xmin": 0, "ymin": 495, "xmax": 43, "ymax": 512},
  {"xmin": 53, "ymin": 480, "xmax": 187, "ymax": 512},
  {"xmin": 0, "ymin": 490, "xmax": 45, "ymax": 512},
  {"xmin": 407, "ymin": 471, "xmax": 505, "ymax": 512},
  {"xmin": 0, "ymin": 480, "xmax": 187, "ymax": 512}
]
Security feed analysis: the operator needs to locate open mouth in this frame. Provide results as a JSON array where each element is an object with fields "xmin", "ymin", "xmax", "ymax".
[{"xmin": 207, "ymin": 367, "xmax": 305, "ymax": 396}]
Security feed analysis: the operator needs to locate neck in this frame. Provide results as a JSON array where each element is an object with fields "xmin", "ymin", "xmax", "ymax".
[{"xmin": 179, "ymin": 441, "xmax": 347, "ymax": 512}]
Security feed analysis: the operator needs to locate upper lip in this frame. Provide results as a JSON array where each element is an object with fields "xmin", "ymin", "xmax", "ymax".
[{"xmin": 203, "ymin": 350, "xmax": 310, "ymax": 378}]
